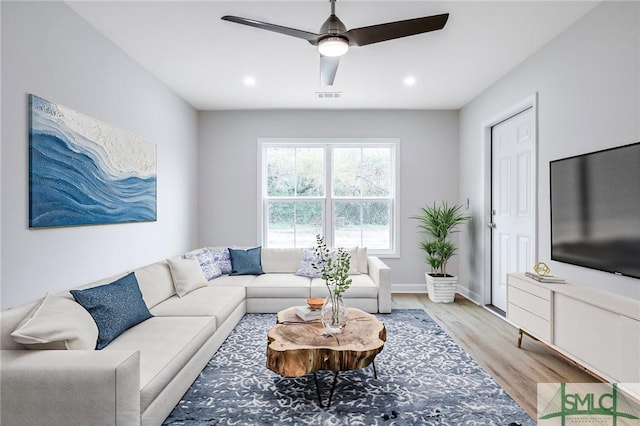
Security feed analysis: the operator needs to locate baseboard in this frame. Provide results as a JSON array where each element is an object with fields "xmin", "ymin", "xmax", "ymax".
[
  {"xmin": 455, "ymin": 287, "xmax": 482, "ymax": 305},
  {"xmin": 391, "ymin": 283, "xmax": 428, "ymax": 293},
  {"xmin": 392, "ymin": 284, "xmax": 485, "ymax": 300}
]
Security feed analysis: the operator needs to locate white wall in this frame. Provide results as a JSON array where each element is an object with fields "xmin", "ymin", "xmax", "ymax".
[
  {"xmin": 458, "ymin": 1, "xmax": 640, "ymax": 301},
  {"xmin": 198, "ymin": 110, "xmax": 459, "ymax": 289},
  {"xmin": 0, "ymin": 1, "xmax": 199, "ymax": 309}
]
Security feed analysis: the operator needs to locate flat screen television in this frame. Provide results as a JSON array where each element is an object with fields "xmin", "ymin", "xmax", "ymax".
[{"xmin": 550, "ymin": 142, "xmax": 640, "ymax": 279}]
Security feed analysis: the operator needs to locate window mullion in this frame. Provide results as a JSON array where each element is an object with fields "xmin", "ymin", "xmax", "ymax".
[{"xmin": 325, "ymin": 145, "xmax": 333, "ymax": 247}]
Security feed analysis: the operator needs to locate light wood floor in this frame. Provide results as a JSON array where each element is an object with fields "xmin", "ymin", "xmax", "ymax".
[{"xmin": 392, "ymin": 293, "xmax": 599, "ymax": 419}]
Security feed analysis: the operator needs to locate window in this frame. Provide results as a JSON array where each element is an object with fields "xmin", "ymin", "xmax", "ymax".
[{"xmin": 260, "ymin": 139, "xmax": 398, "ymax": 255}]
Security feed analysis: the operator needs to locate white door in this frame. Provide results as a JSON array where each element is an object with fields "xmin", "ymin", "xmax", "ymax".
[{"xmin": 490, "ymin": 107, "xmax": 536, "ymax": 312}]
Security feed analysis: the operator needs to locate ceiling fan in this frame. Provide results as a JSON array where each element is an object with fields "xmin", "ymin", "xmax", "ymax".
[{"xmin": 221, "ymin": 0, "xmax": 449, "ymax": 86}]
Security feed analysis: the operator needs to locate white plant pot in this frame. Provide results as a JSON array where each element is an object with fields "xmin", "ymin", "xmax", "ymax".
[{"xmin": 425, "ymin": 273, "xmax": 458, "ymax": 303}]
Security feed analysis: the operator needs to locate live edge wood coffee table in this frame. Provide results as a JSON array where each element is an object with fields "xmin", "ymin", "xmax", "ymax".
[{"xmin": 266, "ymin": 307, "xmax": 386, "ymax": 407}]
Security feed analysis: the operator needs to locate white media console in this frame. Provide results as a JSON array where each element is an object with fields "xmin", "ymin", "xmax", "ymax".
[{"xmin": 506, "ymin": 273, "xmax": 640, "ymax": 399}]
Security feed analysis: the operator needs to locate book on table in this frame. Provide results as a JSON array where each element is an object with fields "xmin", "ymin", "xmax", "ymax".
[
  {"xmin": 295, "ymin": 306, "xmax": 322, "ymax": 321},
  {"xmin": 525, "ymin": 271, "xmax": 565, "ymax": 283}
]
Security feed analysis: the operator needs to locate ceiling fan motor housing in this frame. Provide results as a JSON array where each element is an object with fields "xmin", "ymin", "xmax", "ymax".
[{"xmin": 317, "ymin": 14, "xmax": 348, "ymax": 45}]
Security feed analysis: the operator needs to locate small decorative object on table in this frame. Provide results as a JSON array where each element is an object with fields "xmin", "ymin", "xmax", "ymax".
[
  {"xmin": 312, "ymin": 235, "xmax": 352, "ymax": 334},
  {"xmin": 295, "ymin": 305, "xmax": 322, "ymax": 321},
  {"xmin": 533, "ymin": 261, "xmax": 551, "ymax": 276},
  {"xmin": 526, "ymin": 261, "xmax": 565, "ymax": 283},
  {"xmin": 306, "ymin": 297, "xmax": 324, "ymax": 310}
]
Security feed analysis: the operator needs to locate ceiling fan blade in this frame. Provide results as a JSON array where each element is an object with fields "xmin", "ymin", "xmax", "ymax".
[
  {"xmin": 221, "ymin": 16, "xmax": 320, "ymax": 43},
  {"xmin": 344, "ymin": 13, "xmax": 449, "ymax": 47},
  {"xmin": 320, "ymin": 55, "xmax": 340, "ymax": 86}
]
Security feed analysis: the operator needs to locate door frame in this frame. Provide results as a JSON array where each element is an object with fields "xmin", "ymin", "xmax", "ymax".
[{"xmin": 480, "ymin": 93, "xmax": 539, "ymax": 306}]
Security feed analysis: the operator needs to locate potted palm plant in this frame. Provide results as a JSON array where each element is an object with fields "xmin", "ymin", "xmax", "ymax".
[{"xmin": 412, "ymin": 201, "xmax": 471, "ymax": 303}]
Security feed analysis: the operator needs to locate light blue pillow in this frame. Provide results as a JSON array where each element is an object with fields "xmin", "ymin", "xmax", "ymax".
[
  {"xmin": 295, "ymin": 248, "xmax": 322, "ymax": 278},
  {"xmin": 185, "ymin": 250, "xmax": 222, "ymax": 280},
  {"xmin": 208, "ymin": 248, "xmax": 232, "ymax": 275},
  {"xmin": 71, "ymin": 272, "xmax": 153, "ymax": 350},
  {"xmin": 228, "ymin": 247, "xmax": 264, "ymax": 276}
]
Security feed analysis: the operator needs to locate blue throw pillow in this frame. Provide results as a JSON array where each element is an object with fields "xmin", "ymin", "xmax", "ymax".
[
  {"xmin": 228, "ymin": 247, "xmax": 264, "ymax": 275},
  {"xmin": 71, "ymin": 272, "xmax": 153, "ymax": 350}
]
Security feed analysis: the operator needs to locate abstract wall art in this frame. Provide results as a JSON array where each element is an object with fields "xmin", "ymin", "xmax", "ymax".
[{"xmin": 29, "ymin": 94, "xmax": 157, "ymax": 228}]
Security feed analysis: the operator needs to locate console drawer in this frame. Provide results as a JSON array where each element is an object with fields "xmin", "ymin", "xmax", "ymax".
[
  {"xmin": 509, "ymin": 285, "xmax": 550, "ymax": 321},
  {"xmin": 508, "ymin": 302, "xmax": 551, "ymax": 343}
]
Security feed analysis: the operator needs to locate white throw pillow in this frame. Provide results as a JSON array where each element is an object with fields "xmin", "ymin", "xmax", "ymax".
[
  {"xmin": 10, "ymin": 293, "xmax": 98, "ymax": 350},
  {"xmin": 167, "ymin": 256, "xmax": 208, "ymax": 297},
  {"xmin": 134, "ymin": 261, "xmax": 177, "ymax": 308},
  {"xmin": 346, "ymin": 247, "xmax": 361, "ymax": 275}
]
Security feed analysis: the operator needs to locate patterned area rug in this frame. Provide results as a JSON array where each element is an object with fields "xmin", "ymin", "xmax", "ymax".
[{"xmin": 164, "ymin": 309, "xmax": 534, "ymax": 425}]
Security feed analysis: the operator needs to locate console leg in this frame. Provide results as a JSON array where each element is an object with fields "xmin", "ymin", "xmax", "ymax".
[{"xmin": 517, "ymin": 329, "xmax": 524, "ymax": 348}]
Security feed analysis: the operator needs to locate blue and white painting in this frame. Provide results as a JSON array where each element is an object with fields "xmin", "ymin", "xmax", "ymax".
[{"xmin": 29, "ymin": 94, "xmax": 157, "ymax": 228}]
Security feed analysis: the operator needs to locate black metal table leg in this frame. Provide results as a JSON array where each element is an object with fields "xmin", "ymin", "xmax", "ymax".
[
  {"xmin": 313, "ymin": 372, "xmax": 324, "ymax": 408},
  {"xmin": 326, "ymin": 371, "xmax": 339, "ymax": 408},
  {"xmin": 313, "ymin": 363, "xmax": 378, "ymax": 408}
]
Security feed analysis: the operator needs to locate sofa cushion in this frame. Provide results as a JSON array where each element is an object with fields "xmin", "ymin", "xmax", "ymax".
[
  {"xmin": 103, "ymin": 316, "xmax": 216, "ymax": 413},
  {"xmin": 167, "ymin": 256, "xmax": 208, "ymax": 297},
  {"xmin": 151, "ymin": 286, "xmax": 246, "ymax": 326},
  {"xmin": 245, "ymin": 274, "xmax": 311, "ymax": 298},
  {"xmin": 71, "ymin": 272, "xmax": 154, "ymax": 350},
  {"xmin": 10, "ymin": 293, "xmax": 98, "ymax": 350},
  {"xmin": 208, "ymin": 274, "xmax": 257, "ymax": 288},
  {"xmin": 261, "ymin": 247, "xmax": 304, "ymax": 273},
  {"xmin": 134, "ymin": 261, "xmax": 176, "ymax": 308},
  {"xmin": 310, "ymin": 274, "xmax": 378, "ymax": 298},
  {"xmin": 184, "ymin": 248, "xmax": 223, "ymax": 280},
  {"xmin": 229, "ymin": 247, "xmax": 264, "ymax": 275},
  {"xmin": 207, "ymin": 247, "xmax": 233, "ymax": 274}
]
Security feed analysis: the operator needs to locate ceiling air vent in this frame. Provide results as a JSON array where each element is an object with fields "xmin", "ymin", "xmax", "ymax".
[{"xmin": 317, "ymin": 92, "xmax": 342, "ymax": 99}]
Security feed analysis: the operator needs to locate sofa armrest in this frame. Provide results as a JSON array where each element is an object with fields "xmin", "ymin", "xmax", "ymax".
[
  {"xmin": 367, "ymin": 256, "xmax": 391, "ymax": 313},
  {"xmin": 1, "ymin": 350, "xmax": 140, "ymax": 426}
]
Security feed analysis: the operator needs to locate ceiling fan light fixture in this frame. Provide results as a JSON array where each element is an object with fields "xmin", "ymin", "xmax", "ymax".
[{"xmin": 318, "ymin": 37, "xmax": 349, "ymax": 57}]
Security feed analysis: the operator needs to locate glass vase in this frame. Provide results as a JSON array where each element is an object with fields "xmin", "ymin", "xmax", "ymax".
[{"xmin": 321, "ymin": 293, "xmax": 349, "ymax": 334}]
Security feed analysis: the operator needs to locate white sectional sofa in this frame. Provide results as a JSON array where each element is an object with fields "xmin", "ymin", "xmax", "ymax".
[{"xmin": 0, "ymin": 246, "xmax": 390, "ymax": 426}]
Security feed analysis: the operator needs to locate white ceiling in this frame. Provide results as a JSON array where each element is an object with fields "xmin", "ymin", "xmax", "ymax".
[{"xmin": 66, "ymin": 1, "xmax": 599, "ymax": 110}]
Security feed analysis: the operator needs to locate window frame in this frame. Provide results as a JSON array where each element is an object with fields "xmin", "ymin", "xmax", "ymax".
[{"xmin": 259, "ymin": 138, "xmax": 399, "ymax": 257}]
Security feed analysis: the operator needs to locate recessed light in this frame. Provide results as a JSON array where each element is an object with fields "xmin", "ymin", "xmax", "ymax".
[
  {"xmin": 403, "ymin": 76, "xmax": 416, "ymax": 86},
  {"xmin": 244, "ymin": 76, "xmax": 256, "ymax": 87}
]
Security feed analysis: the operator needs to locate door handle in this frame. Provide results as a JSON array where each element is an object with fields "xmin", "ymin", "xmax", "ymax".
[{"xmin": 488, "ymin": 222, "xmax": 496, "ymax": 229}]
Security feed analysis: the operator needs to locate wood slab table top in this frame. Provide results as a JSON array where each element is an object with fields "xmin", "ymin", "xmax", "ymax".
[{"xmin": 266, "ymin": 307, "xmax": 386, "ymax": 377}]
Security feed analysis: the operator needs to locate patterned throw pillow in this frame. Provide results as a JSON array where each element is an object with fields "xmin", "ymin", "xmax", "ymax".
[
  {"xmin": 185, "ymin": 250, "xmax": 222, "ymax": 280},
  {"xmin": 296, "ymin": 247, "xmax": 360, "ymax": 277},
  {"xmin": 295, "ymin": 248, "xmax": 323, "ymax": 278},
  {"xmin": 208, "ymin": 247, "xmax": 233, "ymax": 275}
]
